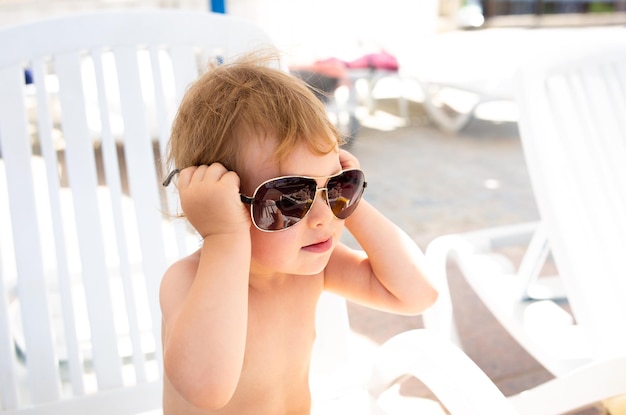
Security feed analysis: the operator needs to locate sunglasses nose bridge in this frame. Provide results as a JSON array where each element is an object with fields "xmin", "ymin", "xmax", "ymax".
[
  {"xmin": 306, "ymin": 187, "xmax": 333, "ymax": 219},
  {"xmin": 315, "ymin": 186, "xmax": 330, "ymax": 206}
]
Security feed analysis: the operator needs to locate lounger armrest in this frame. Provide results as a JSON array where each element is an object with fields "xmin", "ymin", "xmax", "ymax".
[
  {"xmin": 428, "ymin": 222, "xmax": 539, "ymax": 258},
  {"xmin": 509, "ymin": 357, "xmax": 626, "ymax": 415},
  {"xmin": 421, "ymin": 221, "xmax": 540, "ymax": 341},
  {"xmin": 369, "ymin": 329, "xmax": 518, "ymax": 415}
]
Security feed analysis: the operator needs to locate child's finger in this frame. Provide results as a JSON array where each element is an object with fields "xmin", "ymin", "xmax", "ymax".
[
  {"xmin": 219, "ymin": 170, "xmax": 241, "ymax": 191},
  {"xmin": 339, "ymin": 148, "xmax": 360, "ymax": 170},
  {"xmin": 203, "ymin": 163, "xmax": 229, "ymax": 182},
  {"xmin": 176, "ymin": 166, "xmax": 198, "ymax": 187}
]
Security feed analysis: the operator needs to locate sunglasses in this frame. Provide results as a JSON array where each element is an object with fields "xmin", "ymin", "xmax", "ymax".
[{"xmin": 163, "ymin": 168, "xmax": 367, "ymax": 232}]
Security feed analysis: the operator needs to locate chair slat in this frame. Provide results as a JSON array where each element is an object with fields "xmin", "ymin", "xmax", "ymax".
[
  {"xmin": 167, "ymin": 43, "xmax": 203, "ymax": 257},
  {"xmin": 169, "ymin": 44, "xmax": 200, "ymax": 108},
  {"xmin": 578, "ymin": 66, "xmax": 624, "ymax": 221},
  {"xmin": 113, "ymin": 46, "xmax": 166, "ymax": 367},
  {"xmin": 0, "ymin": 165, "xmax": 19, "ymax": 409},
  {"xmin": 148, "ymin": 45, "xmax": 174, "ymax": 159},
  {"xmin": 537, "ymin": 49, "xmax": 626, "ymax": 358},
  {"xmin": 0, "ymin": 279, "xmax": 18, "ymax": 410},
  {"xmin": 148, "ymin": 45, "xmax": 196, "ymax": 260},
  {"xmin": 55, "ymin": 51, "xmax": 124, "ymax": 389},
  {"xmin": 31, "ymin": 56, "xmax": 87, "ymax": 397},
  {"xmin": 543, "ymin": 74, "xmax": 613, "ymax": 341},
  {"xmin": 0, "ymin": 66, "xmax": 61, "ymax": 404},
  {"xmin": 582, "ymin": 65, "xmax": 626, "ymax": 296},
  {"xmin": 598, "ymin": 62, "xmax": 626, "ymax": 230},
  {"xmin": 91, "ymin": 48, "xmax": 149, "ymax": 383}
]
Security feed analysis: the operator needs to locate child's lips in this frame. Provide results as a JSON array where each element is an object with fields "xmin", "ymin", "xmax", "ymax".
[{"xmin": 302, "ymin": 238, "xmax": 333, "ymax": 253}]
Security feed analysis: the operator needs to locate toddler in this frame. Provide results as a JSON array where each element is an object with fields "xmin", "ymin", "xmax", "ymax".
[{"xmin": 160, "ymin": 53, "xmax": 438, "ymax": 414}]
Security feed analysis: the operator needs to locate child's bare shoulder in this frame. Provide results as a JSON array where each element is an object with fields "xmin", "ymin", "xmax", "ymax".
[
  {"xmin": 165, "ymin": 249, "xmax": 201, "ymax": 278},
  {"xmin": 160, "ymin": 250, "xmax": 201, "ymax": 304}
]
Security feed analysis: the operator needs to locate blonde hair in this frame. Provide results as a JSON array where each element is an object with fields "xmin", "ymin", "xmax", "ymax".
[{"xmin": 167, "ymin": 52, "xmax": 341, "ymax": 174}]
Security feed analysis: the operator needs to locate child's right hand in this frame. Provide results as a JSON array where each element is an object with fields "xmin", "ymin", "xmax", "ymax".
[{"xmin": 176, "ymin": 164, "xmax": 251, "ymax": 238}]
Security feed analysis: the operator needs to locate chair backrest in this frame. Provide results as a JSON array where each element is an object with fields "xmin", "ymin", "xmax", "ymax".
[
  {"xmin": 514, "ymin": 41, "xmax": 626, "ymax": 360},
  {"xmin": 0, "ymin": 10, "xmax": 274, "ymax": 413}
]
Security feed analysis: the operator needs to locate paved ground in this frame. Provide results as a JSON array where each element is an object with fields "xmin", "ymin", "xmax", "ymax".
[
  {"xmin": 341, "ymin": 101, "xmax": 605, "ymax": 414},
  {"xmin": 346, "ymin": 102, "xmax": 537, "ymax": 250}
]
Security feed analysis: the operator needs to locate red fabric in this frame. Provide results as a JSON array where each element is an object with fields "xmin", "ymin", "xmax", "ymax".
[
  {"xmin": 310, "ymin": 57, "xmax": 349, "ymax": 79},
  {"xmin": 290, "ymin": 50, "xmax": 399, "ymax": 81},
  {"xmin": 346, "ymin": 50, "xmax": 399, "ymax": 71}
]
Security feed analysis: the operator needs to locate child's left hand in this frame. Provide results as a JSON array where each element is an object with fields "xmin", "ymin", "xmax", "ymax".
[{"xmin": 339, "ymin": 149, "xmax": 360, "ymax": 170}]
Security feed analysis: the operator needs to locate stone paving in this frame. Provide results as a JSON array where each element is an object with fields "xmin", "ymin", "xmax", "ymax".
[{"xmin": 345, "ymin": 105, "xmax": 537, "ymax": 250}]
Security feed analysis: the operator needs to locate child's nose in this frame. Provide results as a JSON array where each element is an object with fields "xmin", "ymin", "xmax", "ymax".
[{"xmin": 305, "ymin": 189, "xmax": 334, "ymax": 227}]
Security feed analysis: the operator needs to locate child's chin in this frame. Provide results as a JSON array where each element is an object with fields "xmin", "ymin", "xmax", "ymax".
[{"xmin": 299, "ymin": 259, "xmax": 331, "ymax": 276}]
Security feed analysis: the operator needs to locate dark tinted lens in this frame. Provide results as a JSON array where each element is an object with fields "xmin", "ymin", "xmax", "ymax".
[
  {"xmin": 252, "ymin": 177, "xmax": 317, "ymax": 231},
  {"xmin": 327, "ymin": 170, "xmax": 366, "ymax": 219}
]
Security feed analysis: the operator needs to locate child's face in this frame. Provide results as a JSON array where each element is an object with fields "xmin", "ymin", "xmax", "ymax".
[{"xmin": 239, "ymin": 135, "xmax": 344, "ymax": 279}]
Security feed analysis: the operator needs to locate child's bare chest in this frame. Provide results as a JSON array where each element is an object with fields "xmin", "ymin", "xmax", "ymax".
[
  {"xmin": 245, "ymin": 278, "xmax": 321, "ymax": 368},
  {"xmin": 238, "ymin": 277, "xmax": 323, "ymax": 406}
]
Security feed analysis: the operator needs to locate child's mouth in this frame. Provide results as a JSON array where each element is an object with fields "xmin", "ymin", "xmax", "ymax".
[{"xmin": 302, "ymin": 238, "xmax": 332, "ymax": 253}]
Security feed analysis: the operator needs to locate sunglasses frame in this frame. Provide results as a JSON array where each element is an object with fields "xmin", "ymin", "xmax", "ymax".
[
  {"xmin": 162, "ymin": 168, "xmax": 367, "ymax": 232},
  {"xmin": 240, "ymin": 168, "xmax": 367, "ymax": 232}
]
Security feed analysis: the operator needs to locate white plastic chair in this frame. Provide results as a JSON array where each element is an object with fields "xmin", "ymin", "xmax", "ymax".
[
  {"xmin": 424, "ymin": 41, "xmax": 626, "ymax": 414},
  {"xmin": 0, "ymin": 10, "xmax": 517, "ymax": 414}
]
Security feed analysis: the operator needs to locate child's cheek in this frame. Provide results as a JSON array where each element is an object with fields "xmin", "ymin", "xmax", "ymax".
[{"xmin": 249, "ymin": 228, "xmax": 292, "ymax": 265}]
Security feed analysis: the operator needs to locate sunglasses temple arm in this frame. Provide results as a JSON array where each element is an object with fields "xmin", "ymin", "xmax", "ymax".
[
  {"xmin": 240, "ymin": 194, "xmax": 254, "ymax": 205},
  {"xmin": 162, "ymin": 169, "xmax": 253, "ymax": 206},
  {"xmin": 162, "ymin": 169, "xmax": 181, "ymax": 187}
]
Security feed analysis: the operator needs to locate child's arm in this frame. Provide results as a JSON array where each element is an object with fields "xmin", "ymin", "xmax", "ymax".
[
  {"xmin": 160, "ymin": 164, "xmax": 251, "ymax": 410},
  {"xmin": 324, "ymin": 150, "xmax": 438, "ymax": 315}
]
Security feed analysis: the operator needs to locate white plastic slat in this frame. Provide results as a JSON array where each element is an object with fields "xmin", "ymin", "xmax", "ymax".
[
  {"xmin": 3, "ymin": 11, "xmax": 274, "ymax": 69},
  {"xmin": 0, "ymin": 66, "xmax": 60, "ymax": 404},
  {"xmin": 0, "ymin": 381, "xmax": 162, "ymax": 415},
  {"xmin": 606, "ymin": 58, "xmax": 626, "ymax": 314},
  {"xmin": 113, "ymin": 46, "xmax": 167, "ymax": 369},
  {"xmin": 544, "ymin": 74, "xmax": 609, "ymax": 341},
  {"xmin": 55, "ymin": 51, "xmax": 124, "ymax": 389},
  {"xmin": 603, "ymin": 61, "xmax": 626, "ymax": 211},
  {"xmin": 168, "ymin": 43, "xmax": 203, "ymax": 256},
  {"xmin": 566, "ymin": 69, "xmax": 617, "ymax": 255},
  {"xmin": 0, "ymin": 255, "xmax": 18, "ymax": 410},
  {"xmin": 570, "ymin": 66, "xmax": 626, "ymax": 315},
  {"xmin": 582, "ymin": 64, "xmax": 626, "ymax": 295},
  {"xmin": 597, "ymin": 62, "xmax": 626, "ymax": 234},
  {"xmin": 614, "ymin": 59, "xmax": 626, "ymax": 137},
  {"xmin": 91, "ymin": 48, "xmax": 148, "ymax": 383},
  {"xmin": 532, "ymin": 73, "xmax": 593, "ymax": 343},
  {"xmin": 169, "ymin": 44, "xmax": 200, "ymax": 110},
  {"xmin": 0, "ymin": 156, "xmax": 18, "ymax": 409},
  {"xmin": 148, "ymin": 45, "xmax": 196, "ymax": 263},
  {"xmin": 0, "ymin": 69, "xmax": 20, "ymax": 411},
  {"xmin": 575, "ymin": 62, "xmax": 626, "ymax": 353},
  {"xmin": 31, "ymin": 56, "xmax": 86, "ymax": 397},
  {"xmin": 577, "ymin": 66, "xmax": 624, "ymax": 232},
  {"xmin": 608, "ymin": 59, "xmax": 626, "ymax": 273},
  {"xmin": 517, "ymin": 224, "xmax": 551, "ymax": 300},
  {"xmin": 148, "ymin": 45, "xmax": 174, "ymax": 158},
  {"xmin": 147, "ymin": 45, "xmax": 189, "ymax": 257},
  {"xmin": 542, "ymin": 55, "xmax": 626, "ymax": 357}
]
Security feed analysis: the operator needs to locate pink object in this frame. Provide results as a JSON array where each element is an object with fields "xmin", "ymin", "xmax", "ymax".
[{"xmin": 347, "ymin": 50, "xmax": 399, "ymax": 71}]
